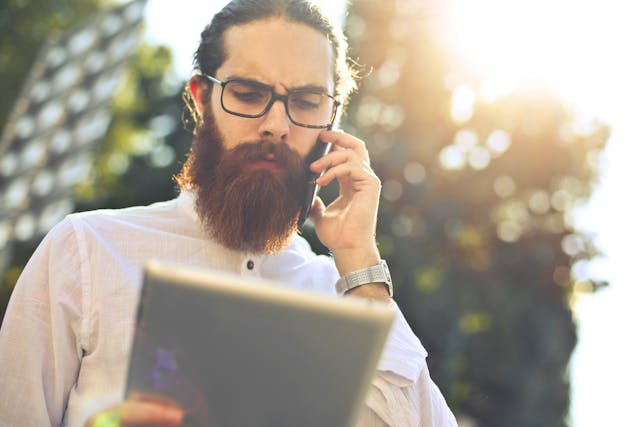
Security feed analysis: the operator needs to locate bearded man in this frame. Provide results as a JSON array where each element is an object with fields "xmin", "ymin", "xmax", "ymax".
[{"xmin": 0, "ymin": 1, "xmax": 457, "ymax": 426}]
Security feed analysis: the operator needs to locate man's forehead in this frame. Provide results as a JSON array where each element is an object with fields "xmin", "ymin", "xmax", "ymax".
[{"xmin": 218, "ymin": 18, "xmax": 335, "ymax": 91}]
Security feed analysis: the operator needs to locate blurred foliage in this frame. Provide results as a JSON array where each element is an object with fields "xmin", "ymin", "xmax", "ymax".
[
  {"xmin": 73, "ymin": 43, "xmax": 191, "ymax": 211},
  {"xmin": 329, "ymin": 0, "xmax": 608, "ymax": 426}
]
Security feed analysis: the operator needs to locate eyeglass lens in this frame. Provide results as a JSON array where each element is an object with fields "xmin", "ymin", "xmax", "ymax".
[{"xmin": 222, "ymin": 80, "xmax": 335, "ymax": 127}]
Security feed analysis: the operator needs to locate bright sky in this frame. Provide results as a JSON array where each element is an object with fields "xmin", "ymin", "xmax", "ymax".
[
  {"xmin": 144, "ymin": 1, "xmax": 640, "ymax": 426},
  {"xmin": 442, "ymin": 1, "xmax": 640, "ymax": 426}
]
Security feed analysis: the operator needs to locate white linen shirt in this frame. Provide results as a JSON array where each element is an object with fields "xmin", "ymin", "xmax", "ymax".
[{"xmin": 0, "ymin": 192, "xmax": 457, "ymax": 427}]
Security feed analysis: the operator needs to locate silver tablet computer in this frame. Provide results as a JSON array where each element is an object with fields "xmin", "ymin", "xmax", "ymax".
[{"xmin": 126, "ymin": 261, "xmax": 394, "ymax": 427}]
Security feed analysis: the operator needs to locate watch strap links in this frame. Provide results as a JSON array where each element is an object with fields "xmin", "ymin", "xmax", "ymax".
[{"xmin": 335, "ymin": 260, "xmax": 393, "ymax": 297}]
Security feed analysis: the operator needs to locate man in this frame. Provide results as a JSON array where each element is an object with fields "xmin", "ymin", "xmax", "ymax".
[{"xmin": 0, "ymin": 1, "xmax": 458, "ymax": 426}]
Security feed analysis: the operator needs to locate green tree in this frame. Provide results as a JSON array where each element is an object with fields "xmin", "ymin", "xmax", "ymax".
[
  {"xmin": 74, "ymin": 43, "xmax": 191, "ymax": 211},
  {"xmin": 341, "ymin": 1, "xmax": 608, "ymax": 426}
]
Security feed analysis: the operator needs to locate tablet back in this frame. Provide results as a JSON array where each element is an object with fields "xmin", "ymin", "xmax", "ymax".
[{"xmin": 126, "ymin": 261, "xmax": 394, "ymax": 427}]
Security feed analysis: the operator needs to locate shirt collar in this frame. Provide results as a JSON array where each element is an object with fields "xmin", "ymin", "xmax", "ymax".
[{"xmin": 177, "ymin": 190, "xmax": 199, "ymax": 223}]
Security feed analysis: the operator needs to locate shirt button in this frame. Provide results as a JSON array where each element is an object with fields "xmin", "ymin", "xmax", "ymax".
[{"xmin": 246, "ymin": 260, "xmax": 254, "ymax": 270}]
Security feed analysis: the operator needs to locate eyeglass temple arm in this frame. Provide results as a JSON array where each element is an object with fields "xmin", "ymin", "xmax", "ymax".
[{"xmin": 192, "ymin": 70, "xmax": 222, "ymax": 86}]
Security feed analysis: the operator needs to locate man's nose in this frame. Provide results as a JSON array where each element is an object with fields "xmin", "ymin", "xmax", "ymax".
[{"xmin": 258, "ymin": 98, "xmax": 290, "ymax": 143}]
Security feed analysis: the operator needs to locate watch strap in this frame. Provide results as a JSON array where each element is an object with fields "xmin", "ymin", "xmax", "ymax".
[{"xmin": 336, "ymin": 260, "xmax": 393, "ymax": 297}]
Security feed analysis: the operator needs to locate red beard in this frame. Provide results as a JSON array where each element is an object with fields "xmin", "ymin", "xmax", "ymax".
[{"xmin": 175, "ymin": 109, "xmax": 308, "ymax": 253}]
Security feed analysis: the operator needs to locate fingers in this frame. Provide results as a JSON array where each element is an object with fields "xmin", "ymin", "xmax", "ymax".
[
  {"xmin": 318, "ymin": 130, "xmax": 370, "ymax": 163},
  {"xmin": 311, "ymin": 131, "xmax": 379, "ymax": 190},
  {"xmin": 121, "ymin": 400, "xmax": 184, "ymax": 426},
  {"xmin": 315, "ymin": 162, "xmax": 380, "ymax": 188},
  {"xmin": 308, "ymin": 197, "xmax": 326, "ymax": 222},
  {"xmin": 310, "ymin": 149, "xmax": 367, "ymax": 175},
  {"xmin": 87, "ymin": 400, "xmax": 184, "ymax": 427}
]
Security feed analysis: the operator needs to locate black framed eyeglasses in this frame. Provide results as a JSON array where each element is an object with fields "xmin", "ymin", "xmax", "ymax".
[{"xmin": 199, "ymin": 73, "xmax": 340, "ymax": 129}]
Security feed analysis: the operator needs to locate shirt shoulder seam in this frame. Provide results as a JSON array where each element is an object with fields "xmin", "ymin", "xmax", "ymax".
[{"xmin": 67, "ymin": 216, "xmax": 92, "ymax": 352}]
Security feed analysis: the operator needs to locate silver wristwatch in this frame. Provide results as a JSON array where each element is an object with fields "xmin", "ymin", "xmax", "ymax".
[{"xmin": 335, "ymin": 260, "xmax": 393, "ymax": 297}]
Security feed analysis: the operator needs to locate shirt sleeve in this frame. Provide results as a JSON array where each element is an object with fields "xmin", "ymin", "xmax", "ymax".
[
  {"xmin": 0, "ymin": 218, "xmax": 84, "ymax": 427},
  {"xmin": 356, "ymin": 301, "xmax": 458, "ymax": 427},
  {"xmin": 377, "ymin": 301, "xmax": 428, "ymax": 382},
  {"xmin": 357, "ymin": 368, "xmax": 459, "ymax": 427}
]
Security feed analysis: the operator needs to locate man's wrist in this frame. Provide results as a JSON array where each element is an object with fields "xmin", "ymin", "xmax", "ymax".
[
  {"xmin": 331, "ymin": 247, "xmax": 381, "ymax": 277},
  {"xmin": 345, "ymin": 283, "xmax": 391, "ymax": 300}
]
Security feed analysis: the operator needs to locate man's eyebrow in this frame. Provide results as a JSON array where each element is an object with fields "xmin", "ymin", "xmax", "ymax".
[
  {"xmin": 289, "ymin": 83, "xmax": 330, "ymax": 93},
  {"xmin": 225, "ymin": 75, "xmax": 329, "ymax": 93},
  {"xmin": 225, "ymin": 75, "xmax": 271, "ymax": 87}
]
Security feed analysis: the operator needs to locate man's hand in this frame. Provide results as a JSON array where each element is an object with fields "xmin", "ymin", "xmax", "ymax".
[
  {"xmin": 308, "ymin": 130, "xmax": 390, "ymax": 301},
  {"xmin": 85, "ymin": 397, "xmax": 184, "ymax": 427}
]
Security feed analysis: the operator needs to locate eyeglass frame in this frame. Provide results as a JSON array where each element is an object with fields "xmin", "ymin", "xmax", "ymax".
[{"xmin": 197, "ymin": 72, "xmax": 341, "ymax": 129}]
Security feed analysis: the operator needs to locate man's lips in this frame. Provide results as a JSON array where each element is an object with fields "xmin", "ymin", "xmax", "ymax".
[{"xmin": 251, "ymin": 159, "xmax": 284, "ymax": 171}]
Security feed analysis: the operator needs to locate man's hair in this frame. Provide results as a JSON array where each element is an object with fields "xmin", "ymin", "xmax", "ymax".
[{"xmin": 183, "ymin": 0, "xmax": 357, "ymax": 129}]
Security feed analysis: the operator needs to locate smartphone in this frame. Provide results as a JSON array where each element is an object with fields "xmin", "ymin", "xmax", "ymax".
[{"xmin": 297, "ymin": 137, "xmax": 332, "ymax": 229}]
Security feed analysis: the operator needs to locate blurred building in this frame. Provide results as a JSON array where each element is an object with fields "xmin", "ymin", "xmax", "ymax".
[{"xmin": 0, "ymin": 0, "xmax": 147, "ymax": 275}]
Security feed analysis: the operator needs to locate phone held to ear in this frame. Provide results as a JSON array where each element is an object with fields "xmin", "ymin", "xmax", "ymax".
[{"xmin": 297, "ymin": 138, "xmax": 332, "ymax": 229}]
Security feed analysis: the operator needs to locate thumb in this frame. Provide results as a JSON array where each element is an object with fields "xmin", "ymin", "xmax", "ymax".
[{"xmin": 308, "ymin": 196, "xmax": 326, "ymax": 224}]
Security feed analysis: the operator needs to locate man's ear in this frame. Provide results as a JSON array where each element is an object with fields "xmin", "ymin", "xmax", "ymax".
[{"xmin": 189, "ymin": 76, "xmax": 208, "ymax": 116}]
